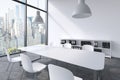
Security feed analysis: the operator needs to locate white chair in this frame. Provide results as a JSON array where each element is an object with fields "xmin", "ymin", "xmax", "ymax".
[
  {"xmin": 5, "ymin": 49, "xmax": 21, "ymax": 62},
  {"xmin": 5, "ymin": 49, "xmax": 21, "ymax": 80},
  {"xmin": 48, "ymin": 64, "xmax": 83, "ymax": 80},
  {"xmin": 82, "ymin": 45, "xmax": 94, "ymax": 51},
  {"xmin": 20, "ymin": 54, "xmax": 46, "ymax": 73},
  {"xmin": 64, "ymin": 42, "xmax": 72, "ymax": 48}
]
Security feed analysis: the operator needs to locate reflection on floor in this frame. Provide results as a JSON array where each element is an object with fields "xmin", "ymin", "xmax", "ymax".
[{"xmin": 0, "ymin": 52, "xmax": 120, "ymax": 80}]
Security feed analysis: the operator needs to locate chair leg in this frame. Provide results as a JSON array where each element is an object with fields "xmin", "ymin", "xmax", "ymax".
[
  {"xmin": 7, "ymin": 63, "xmax": 15, "ymax": 80},
  {"xmin": 34, "ymin": 73, "xmax": 38, "ymax": 80},
  {"xmin": 22, "ymin": 71, "xmax": 38, "ymax": 80},
  {"xmin": 40, "ymin": 56, "xmax": 42, "ymax": 59},
  {"xmin": 19, "ymin": 61, "xmax": 22, "ymax": 66},
  {"xmin": 21, "ymin": 69, "xmax": 25, "ymax": 80},
  {"xmin": 6, "ymin": 62, "xmax": 11, "ymax": 71}
]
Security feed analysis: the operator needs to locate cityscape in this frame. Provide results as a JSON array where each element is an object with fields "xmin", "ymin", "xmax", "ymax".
[{"xmin": 0, "ymin": 0, "xmax": 46, "ymax": 56}]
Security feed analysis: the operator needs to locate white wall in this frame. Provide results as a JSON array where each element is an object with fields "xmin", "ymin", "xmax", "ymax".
[{"xmin": 48, "ymin": 0, "xmax": 120, "ymax": 58}]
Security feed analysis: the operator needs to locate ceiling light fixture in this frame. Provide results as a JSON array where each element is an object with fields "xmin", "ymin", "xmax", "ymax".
[
  {"xmin": 33, "ymin": 0, "xmax": 44, "ymax": 24},
  {"xmin": 33, "ymin": 10, "xmax": 44, "ymax": 24},
  {"xmin": 72, "ymin": 0, "xmax": 92, "ymax": 18}
]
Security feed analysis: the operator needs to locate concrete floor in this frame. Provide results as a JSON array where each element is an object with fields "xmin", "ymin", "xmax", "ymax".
[{"xmin": 0, "ymin": 52, "xmax": 120, "ymax": 80}]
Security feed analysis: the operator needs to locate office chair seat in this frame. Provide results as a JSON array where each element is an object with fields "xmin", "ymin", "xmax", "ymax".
[
  {"xmin": 20, "ymin": 54, "xmax": 46, "ymax": 73},
  {"xmin": 74, "ymin": 76, "xmax": 83, "ymax": 80},
  {"xmin": 10, "ymin": 56, "xmax": 21, "ymax": 62},
  {"xmin": 32, "ymin": 62, "xmax": 46, "ymax": 73}
]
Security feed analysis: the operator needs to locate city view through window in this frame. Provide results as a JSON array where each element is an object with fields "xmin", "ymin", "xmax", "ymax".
[{"xmin": 0, "ymin": 0, "xmax": 48, "ymax": 56}]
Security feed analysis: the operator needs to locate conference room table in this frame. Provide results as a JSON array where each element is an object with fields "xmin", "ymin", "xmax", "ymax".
[{"xmin": 18, "ymin": 45, "xmax": 105, "ymax": 80}]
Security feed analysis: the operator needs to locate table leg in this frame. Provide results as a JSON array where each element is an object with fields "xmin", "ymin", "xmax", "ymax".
[
  {"xmin": 40, "ymin": 56, "xmax": 42, "ymax": 59},
  {"xmin": 93, "ymin": 71, "xmax": 102, "ymax": 80},
  {"xmin": 19, "ymin": 61, "xmax": 22, "ymax": 66}
]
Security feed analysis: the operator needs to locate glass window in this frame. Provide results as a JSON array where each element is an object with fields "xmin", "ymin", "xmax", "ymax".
[
  {"xmin": 17, "ymin": 0, "xmax": 26, "ymax": 3},
  {"xmin": 0, "ymin": 0, "xmax": 25, "ymax": 56},
  {"xmin": 0, "ymin": 0, "xmax": 48, "ymax": 56},
  {"xmin": 27, "ymin": 0, "xmax": 47, "ymax": 11},
  {"xmin": 27, "ymin": 7, "xmax": 47, "ymax": 46}
]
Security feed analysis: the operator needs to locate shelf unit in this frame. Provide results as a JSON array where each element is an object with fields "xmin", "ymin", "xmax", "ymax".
[{"xmin": 61, "ymin": 39, "xmax": 112, "ymax": 58}]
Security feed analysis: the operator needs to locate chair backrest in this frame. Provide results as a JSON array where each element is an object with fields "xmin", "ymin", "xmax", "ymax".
[
  {"xmin": 48, "ymin": 64, "xmax": 74, "ymax": 80},
  {"xmin": 4, "ymin": 49, "xmax": 11, "ymax": 62},
  {"xmin": 82, "ymin": 45, "xmax": 94, "ymax": 51},
  {"xmin": 20, "ymin": 54, "xmax": 33, "ymax": 73},
  {"xmin": 64, "ymin": 43, "xmax": 72, "ymax": 48}
]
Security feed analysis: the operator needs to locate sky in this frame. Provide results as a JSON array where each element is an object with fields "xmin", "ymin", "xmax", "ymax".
[
  {"xmin": 0, "ymin": 0, "xmax": 47, "ymax": 23},
  {"xmin": 0, "ymin": 0, "xmax": 16, "ymax": 16}
]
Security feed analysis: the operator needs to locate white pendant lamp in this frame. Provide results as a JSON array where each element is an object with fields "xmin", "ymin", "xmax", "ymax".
[
  {"xmin": 72, "ymin": 0, "xmax": 92, "ymax": 18},
  {"xmin": 33, "ymin": 11, "xmax": 44, "ymax": 24}
]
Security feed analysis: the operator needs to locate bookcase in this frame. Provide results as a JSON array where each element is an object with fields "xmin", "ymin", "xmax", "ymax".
[{"xmin": 61, "ymin": 39, "xmax": 112, "ymax": 58}]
